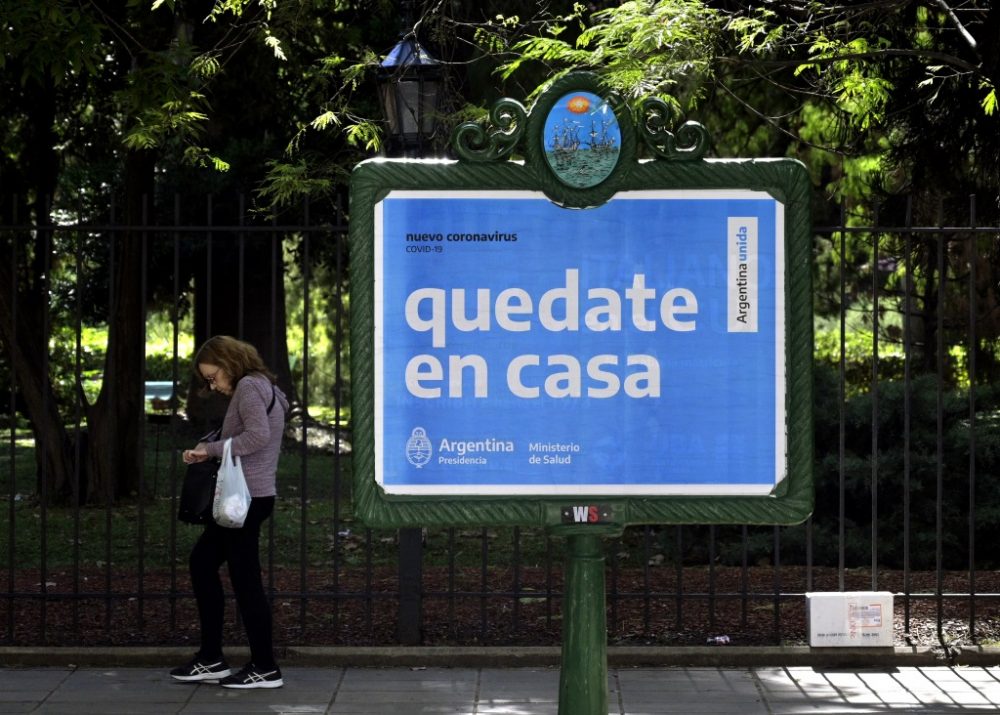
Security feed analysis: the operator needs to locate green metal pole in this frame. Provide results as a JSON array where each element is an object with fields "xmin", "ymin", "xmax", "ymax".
[{"xmin": 558, "ymin": 532, "xmax": 608, "ymax": 715}]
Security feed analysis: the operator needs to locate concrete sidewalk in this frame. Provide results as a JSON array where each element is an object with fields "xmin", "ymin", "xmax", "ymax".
[{"xmin": 3, "ymin": 664, "xmax": 1000, "ymax": 714}]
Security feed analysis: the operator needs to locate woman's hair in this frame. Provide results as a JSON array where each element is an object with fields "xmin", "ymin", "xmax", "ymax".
[{"xmin": 194, "ymin": 335, "xmax": 277, "ymax": 387}]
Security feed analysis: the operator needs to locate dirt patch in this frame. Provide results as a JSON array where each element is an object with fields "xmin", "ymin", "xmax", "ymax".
[{"xmin": 3, "ymin": 566, "xmax": 999, "ymax": 649}]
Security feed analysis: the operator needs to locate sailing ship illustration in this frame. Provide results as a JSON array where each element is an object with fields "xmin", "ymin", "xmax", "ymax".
[{"xmin": 546, "ymin": 116, "xmax": 619, "ymax": 178}]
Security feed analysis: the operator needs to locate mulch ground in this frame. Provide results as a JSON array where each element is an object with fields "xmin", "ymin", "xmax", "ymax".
[{"xmin": 3, "ymin": 565, "xmax": 1000, "ymax": 649}]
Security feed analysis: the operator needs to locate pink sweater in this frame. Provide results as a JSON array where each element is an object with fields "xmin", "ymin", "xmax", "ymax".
[{"xmin": 204, "ymin": 372, "xmax": 288, "ymax": 497}]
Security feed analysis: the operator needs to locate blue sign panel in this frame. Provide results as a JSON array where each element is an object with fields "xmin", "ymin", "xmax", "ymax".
[{"xmin": 375, "ymin": 190, "xmax": 785, "ymax": 495}]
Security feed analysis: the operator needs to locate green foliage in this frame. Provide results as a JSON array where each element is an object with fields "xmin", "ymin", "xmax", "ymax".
[
  {"xmin": 497, "ymin": 0, "xmax": 722, "ymax": 108},
  {"xmin": 0, "ymin": 1, "xmax": 105, "ymax": 85},
  {"xmin": 808, "ymin": 365, "xmax": 1000, "ymax": 570},
  {"xmin": 476, "ymin": 0, "xmax": 998, "ymax": 215},
  {"xmin": 653, "ymin": 363, "xmax": 1000, "ymax": 573},
  {"xmin": 814, "ymin": 327, "xmax": 906, "ymax": 396},
  {"xmin": 983, "ymin": 86, "xmax": 997, "ymax": 116},
  {"xmin": 257, "ymin": 160, "xmax": 337, "ymax": 209},
  {"xmin": 246, "ymin": 15, "xmax": 391, "ymax": 206},
  {"xmin": 344, "ymin": 121, "xmax": 383, "ymax": 152},
  {"xmin": 796, "ymin": 36, "xmax": 893, "ymax": 131},
  {"xmin": 726, "ymin": 9, "xmax": 783, "ymax": 54},
  {"xmin": 207, "ymin": 0, "xmax": 279, "ymax": 21},
  {"xmin": 283, "ymin": 238, "xmax": 350, "ymax": 417},
  {"xmin": 123, "ymin": 99, "xmax": 208, "ymax": 150},
  {"xmin": 44, "ymin": 325, "xmax": 107, "ymax": 408},
  {"xmin": 37, "ymin": 304, "xmax": 195, "ymax": 408}
]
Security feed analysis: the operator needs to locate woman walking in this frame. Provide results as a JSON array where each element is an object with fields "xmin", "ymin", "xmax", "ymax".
[{"xmin": 171, "ymin": 335, "xmax": 288, "ymax": 689}]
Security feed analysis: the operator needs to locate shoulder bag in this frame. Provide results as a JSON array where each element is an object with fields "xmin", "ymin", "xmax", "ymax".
[{"xmin": 178, "ymin": 458, "xmax": 220, "ymax": 524}]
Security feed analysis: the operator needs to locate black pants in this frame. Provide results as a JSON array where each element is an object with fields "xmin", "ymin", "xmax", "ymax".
[{"xmin": 189, "ymin": 496, "xmax": 276, "ymax": 669}]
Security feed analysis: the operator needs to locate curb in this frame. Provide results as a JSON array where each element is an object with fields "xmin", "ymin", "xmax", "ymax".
[{"xmin": 2, "ymin": 645, "xmax": 999, "ymax": 669}]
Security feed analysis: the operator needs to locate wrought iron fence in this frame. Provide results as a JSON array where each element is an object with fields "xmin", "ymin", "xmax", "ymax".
[{"xmin": 1, "ymin": 192, "xmax": 999, "ymax": 650}]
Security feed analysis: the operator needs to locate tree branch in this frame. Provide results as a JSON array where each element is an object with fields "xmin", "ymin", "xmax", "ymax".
[
  {"xmin": 932, "ymin": 0, "xmax": 979, "ymax": 55},
  {"xmin": 726, "ymin": 48, "xmax": 983, "ymax": 75},
  {"xmin": 715, "ymin": 79, "xmax": 852, "ymax": 156}
]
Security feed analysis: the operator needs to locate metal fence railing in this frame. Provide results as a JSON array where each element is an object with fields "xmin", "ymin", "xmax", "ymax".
[{"xmin": 1, "ymin": 192, "xmax": 998, "ymax": 649}]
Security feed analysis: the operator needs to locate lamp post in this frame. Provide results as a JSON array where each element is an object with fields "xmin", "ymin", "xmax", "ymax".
[
  {"xmin": 377, "ymin": 5, "xmax": 442, "ymax": 158},
  {"xmin": 376, "ymin": 1, "xmax": 443, "ymax": 646}
]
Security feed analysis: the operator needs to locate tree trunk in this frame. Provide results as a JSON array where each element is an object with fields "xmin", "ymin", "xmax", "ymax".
[
  {"xmin": 84, "ymin": 149, "xmax": 155, "ymax": 503},
  {"xmin": 0, "ymin": 71, "xmax": 79, "ymax": 503},
  {"xmin": 186, "ymin": 216, "xmax": 295, "ymax": 432},
  {"xmin": 0, "ymin": 255, "xmax": 77, "ymax": 501}
]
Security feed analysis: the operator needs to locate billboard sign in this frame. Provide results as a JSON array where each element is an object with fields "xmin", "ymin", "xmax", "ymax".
[{"xmin": 350, "ymin": 73, "xmax": 813, "ymax": 530}]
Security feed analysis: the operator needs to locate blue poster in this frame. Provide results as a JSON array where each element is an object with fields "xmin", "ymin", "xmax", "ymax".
[{"xmin": 374, "ymin": 190, "xmax": 785, "ymax": 495}]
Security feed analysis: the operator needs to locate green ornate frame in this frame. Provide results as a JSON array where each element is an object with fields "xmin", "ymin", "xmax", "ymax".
[{"xmin": 349, "ymin": 72, "xmax": 813, "ymax": 533}]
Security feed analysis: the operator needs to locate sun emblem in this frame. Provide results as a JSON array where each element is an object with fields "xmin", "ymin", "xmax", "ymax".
[{"xmin": 566, "ymin": 95, "xmax": 591, "ymax": 114}]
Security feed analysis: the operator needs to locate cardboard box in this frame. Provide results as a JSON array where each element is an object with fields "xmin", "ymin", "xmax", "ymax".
[{"xmin": 806, "ymin": 591, "xmax": 894, "ymax": 647}]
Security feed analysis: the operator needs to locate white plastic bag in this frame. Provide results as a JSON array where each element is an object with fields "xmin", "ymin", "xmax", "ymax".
[{"xmin": 212, "ymin": 438, "xmax": 251, "ymax": 528}]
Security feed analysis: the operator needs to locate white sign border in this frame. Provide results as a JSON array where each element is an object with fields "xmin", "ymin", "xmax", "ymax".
[{"xmin": 374, "ymin": 189, "xmax": 786, "ymax": 496}]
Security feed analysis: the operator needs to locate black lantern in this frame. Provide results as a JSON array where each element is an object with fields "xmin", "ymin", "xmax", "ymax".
[{"xmin": 378, "ymin": 33, "xmax": 442, "ymax": 156}]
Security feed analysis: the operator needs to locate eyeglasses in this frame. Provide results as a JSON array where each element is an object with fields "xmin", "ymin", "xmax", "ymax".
[{"xmin": 202, "ymin": 369, "xmax": 221, "ymax": 386}]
